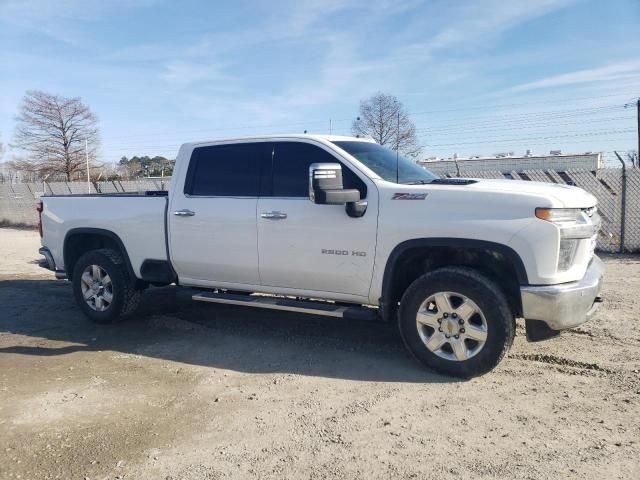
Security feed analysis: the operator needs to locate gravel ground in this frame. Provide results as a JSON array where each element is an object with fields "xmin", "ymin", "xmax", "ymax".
[{"xmin": 0, "ymin": 227, "xmax": 639, "ymax": 480}]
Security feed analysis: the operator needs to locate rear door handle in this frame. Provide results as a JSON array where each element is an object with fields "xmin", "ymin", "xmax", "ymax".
[
  {"xmin": 260, "ymin": 211, "xmax": 287, "ymax": 220},
  {"xmin": 173, "ymin": 209, "xmax": 195, "ymax": 217}
]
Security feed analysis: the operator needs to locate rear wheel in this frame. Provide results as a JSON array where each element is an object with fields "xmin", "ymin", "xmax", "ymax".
[
  {"xmin": 72, "ymin": 248, "xmax": 141, "ymax": 324},
  {"xmin": 398, "ymin": 267, "xmax": 515, "ymax": 377}
]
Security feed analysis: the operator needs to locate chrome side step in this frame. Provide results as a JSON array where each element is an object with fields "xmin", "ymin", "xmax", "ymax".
[{"xmin": 192, "ymin": 291, "xmax": 378, "ymax": 321}]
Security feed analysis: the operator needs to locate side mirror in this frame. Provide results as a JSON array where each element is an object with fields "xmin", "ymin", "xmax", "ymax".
[{"xmin": 309, "ymin": 163, "xmax": 360, "ymax": 205}]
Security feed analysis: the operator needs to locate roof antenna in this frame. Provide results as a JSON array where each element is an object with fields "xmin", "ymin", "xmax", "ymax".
[{"xmin": 396, "ymin": 110, "xmax": 400, "ymax": 184}]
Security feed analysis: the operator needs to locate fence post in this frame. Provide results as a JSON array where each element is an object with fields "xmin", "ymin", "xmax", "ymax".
[{"xmin": 614, "ymin": 152, "xmax": 627, "ymax": 253}]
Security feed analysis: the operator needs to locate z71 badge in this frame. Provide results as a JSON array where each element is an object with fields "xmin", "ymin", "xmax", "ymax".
[{"xmin": 392, "ymin": 193, "xmax": 428, "ymax": 200}]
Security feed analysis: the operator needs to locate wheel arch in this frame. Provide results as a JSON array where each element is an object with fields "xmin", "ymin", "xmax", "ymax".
[
  {"xmin": 63, "ymin": 228, "xmax": 136, "ymax": 281},
  {"xmin": 380, "ymin": 238, "xmax": 528, "ymax": 322}
]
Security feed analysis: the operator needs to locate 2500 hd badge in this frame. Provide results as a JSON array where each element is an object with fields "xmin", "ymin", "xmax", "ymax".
[{"xmin": 322, "ymin": 249, "xmax": 366, "ymax": 257}]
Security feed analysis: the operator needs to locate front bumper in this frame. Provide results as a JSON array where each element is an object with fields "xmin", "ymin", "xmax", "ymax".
[{"xmin": 520, "ymin": 255, "xmax": 604, "ymax": 330}]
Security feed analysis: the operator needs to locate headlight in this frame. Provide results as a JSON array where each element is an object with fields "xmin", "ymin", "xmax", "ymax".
[
  {"xmin": 535, "ymin": 208, "xmax": 582, "ymax": 223},
  {"xmin": 535, "ymin": 207, "xmax": 597, "ymax": 239},
  {"xmin": 536, "ymin": 207, "xmax": 599, "ymax": 272}
]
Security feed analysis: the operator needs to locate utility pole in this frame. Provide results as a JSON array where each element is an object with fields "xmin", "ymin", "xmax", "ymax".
[
  {"xmin": 329, "ymin": 119, "xmax": 333, "ymax": 135},
  {"xmin": 637, "ymin": 98, "xmax": 639, "ymax": 166},
  {"xmin": 85, "ymin": 138, "xmax": 90, "ymax": 193}
]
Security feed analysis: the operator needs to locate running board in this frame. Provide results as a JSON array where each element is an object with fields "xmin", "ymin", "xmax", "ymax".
[{"xmin": 192, "ymin": 291, "xmax": 379, "ymax": 321}]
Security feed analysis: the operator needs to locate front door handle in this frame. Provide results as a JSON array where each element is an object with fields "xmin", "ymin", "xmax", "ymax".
[
  {"xmin": 260, "ymin": 211, "xmax": 287, "ymax": 220},
  {"xmin": 173, "ymin": 209, "xmax": 195, "ymax": 217}
]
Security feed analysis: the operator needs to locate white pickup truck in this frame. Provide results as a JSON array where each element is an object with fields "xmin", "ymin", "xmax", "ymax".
[{"xmin": 38, "ymin": 134, "xmax": 604, "ymax": 377}]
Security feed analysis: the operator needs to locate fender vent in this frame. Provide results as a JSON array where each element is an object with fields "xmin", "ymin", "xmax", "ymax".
[{"xmin": 430, "ymin": 178, "xmax": 478, "ymax": 185}]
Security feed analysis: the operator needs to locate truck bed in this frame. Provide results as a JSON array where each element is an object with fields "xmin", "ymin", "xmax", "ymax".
[{"xmin": 41, "ymin": 192, "xmax": 169, "ymax": 278}]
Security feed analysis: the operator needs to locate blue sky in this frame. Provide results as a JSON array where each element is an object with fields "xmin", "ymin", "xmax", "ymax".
[{"xmin": 0, "ymin": 0, "xmax": 638, "ymax": 163}]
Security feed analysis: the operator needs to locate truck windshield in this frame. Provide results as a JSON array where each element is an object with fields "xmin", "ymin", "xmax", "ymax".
[{"xmin": 332, "ymin": 141, "xmax": 438, "ymax": 184}]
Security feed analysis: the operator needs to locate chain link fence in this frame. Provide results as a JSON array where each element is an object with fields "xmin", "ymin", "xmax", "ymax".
[
  {"xmin": 0, "ymin": 178, "xmax": 170, "ymax": 227},
  {"xmin": 0, "ymin": 171, "xmax": 639, "ymax": 252}
]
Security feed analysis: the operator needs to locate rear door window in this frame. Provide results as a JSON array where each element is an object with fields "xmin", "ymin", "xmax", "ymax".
[{"xmin": 185, "ymin": 143, "xmax": 264, "ymax": 196}]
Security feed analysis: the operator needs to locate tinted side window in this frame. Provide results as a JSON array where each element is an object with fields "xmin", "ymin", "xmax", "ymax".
[
  {"xmin": 186, "ymin": 143, "xmax": 261, "ymax": 196},
  {"xmin": 271, "ymin": 142, "xmax": 367, "ymax": 198}
]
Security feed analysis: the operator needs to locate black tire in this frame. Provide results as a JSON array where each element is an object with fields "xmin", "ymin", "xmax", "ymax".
[
  {"xmin": 72, "ymin": 248, "xmax": 141, "ymax": 324},
  {"xmin": 398, "ymin": 267, "xmax": 515, "ymax": 378}
]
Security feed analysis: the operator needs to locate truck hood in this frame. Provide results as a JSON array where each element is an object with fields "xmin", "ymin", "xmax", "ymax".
[{"xmin": 463, "ymin": 178, "xmax": 596, "ymax": 208}]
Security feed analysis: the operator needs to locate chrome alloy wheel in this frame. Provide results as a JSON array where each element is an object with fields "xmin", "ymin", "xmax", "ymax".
[
  {"xmin": 80, "ymin": 264, "xmax": 113, "ymax": 312},
  {"xmin": 416, "ymin": 291, "xmax": 488, "ymax": 361}
]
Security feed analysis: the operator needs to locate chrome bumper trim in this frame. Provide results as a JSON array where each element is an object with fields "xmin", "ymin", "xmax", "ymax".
[{"xmin": 520, "ymin": 256, "xmax": 604, "ymax": 330}]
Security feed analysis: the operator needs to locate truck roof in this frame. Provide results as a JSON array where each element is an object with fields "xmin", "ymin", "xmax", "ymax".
[{"xmin": 182, "ymin": 134, "xmax": 377, "ymax": 148}]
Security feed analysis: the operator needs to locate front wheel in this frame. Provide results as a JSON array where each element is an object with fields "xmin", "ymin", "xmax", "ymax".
[
  {"xmin": 72, "ymin": 248, "xmax": 141, "ymax": 324},
  {"xmin": 398, "ymin": 267, "xmax": 515, "ymax": 378}
]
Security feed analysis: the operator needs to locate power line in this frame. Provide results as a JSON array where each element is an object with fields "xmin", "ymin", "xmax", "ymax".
[
  {"xmin": 406, "ymin": 105, "xmax": 630, "ymax": 133},
  {"xmin": 415, "ymin": 110, "xmax": 635, "ymax": 132},
  {"xmin": 416, "ymin": 117, "xmax": 635, "ymax": 138},
  {"xmin": 416, "ymin": 116, "xmax": 636, "ymax": 138},
  {"xmin": 97, "ymin": 91, "xmax": 639, "ymax": 144},
  {"xmin": 423, "ymin": 129, "xmax": 635, "ymax": 148},
  {"xmin": 92, "ymin": 94, "xmax": 640, "ymax": 160},
  {"xmin": 99, "ymin": 104, "xmax": 630, "ymax": 150},
  {"xmin": 415, "ymin": 105, "xmax": 625, "ymax": 125},
  {"xmin": 425, "ymin": 139, "xmax": 636, "ymax": 157},
  {"xmin": 399, "ymin": 89, "xmax": 640, "ymax": 104},
  {"xmin": 407, "ymin": 99, "xmax": 630, "ymax": 118},
  {"xmin": 418, "ymin": 127, "xmax": 636, "ymax": 141}
]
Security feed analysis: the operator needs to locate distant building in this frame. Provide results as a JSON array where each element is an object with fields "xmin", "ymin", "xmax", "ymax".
[{"xmin": 419, "ymin": 150, "xmax": 602, "ymax": 175}]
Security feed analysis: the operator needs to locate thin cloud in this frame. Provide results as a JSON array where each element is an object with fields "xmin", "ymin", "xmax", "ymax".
[
  {"xmin": 401, "ymin": 0, "xmax": 577, "ymax": 56},
  {"xmin": 160, "ymin": 61, "xmax": 228, "ymax": 87},
  {"xmin": 509, "ymin": 60, "xmax": 640, "ymax": 92},
  {"xmin": 0, "ymin": 0, "xmax": 161, "ymax": 45}
]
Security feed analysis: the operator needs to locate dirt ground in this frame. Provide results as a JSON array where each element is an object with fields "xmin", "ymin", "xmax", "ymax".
[{"xmin": 0, "ymin": 228, "xmax": 638, "ymax": 480}]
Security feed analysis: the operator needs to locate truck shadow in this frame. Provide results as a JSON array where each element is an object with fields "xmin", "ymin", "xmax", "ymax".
[{"xmin": 0, "ymin": 278, "xmax": 460, "ymax": 384}]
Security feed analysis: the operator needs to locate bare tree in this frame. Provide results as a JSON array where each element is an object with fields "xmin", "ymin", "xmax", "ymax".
[
  {"xmin": 351, "ymin": 92, "xmax": 421, "ymax": 157},
  {"xmin": 12, "ymin": 90, "xmax": 100, "ymax": 180},
  {"xmin": 0, "ymin": 160, "xmax": 22, "ymax": 183}
]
